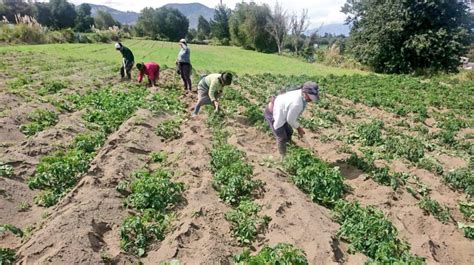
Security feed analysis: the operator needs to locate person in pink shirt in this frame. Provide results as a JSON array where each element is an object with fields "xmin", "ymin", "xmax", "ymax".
[{"xmin": 136, "ymin": 62, "xmax": 160, "ymax": 87}]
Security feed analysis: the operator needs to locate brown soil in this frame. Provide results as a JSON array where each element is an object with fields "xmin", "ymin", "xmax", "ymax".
[{"xmin": 1, "ymin": 57, "xmax": 472, "ymax": 264}]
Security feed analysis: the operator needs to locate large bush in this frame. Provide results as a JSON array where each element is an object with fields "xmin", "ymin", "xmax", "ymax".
[{"xmin": 342, "ymin": 0, "xmax": 473, "ymax": 74}]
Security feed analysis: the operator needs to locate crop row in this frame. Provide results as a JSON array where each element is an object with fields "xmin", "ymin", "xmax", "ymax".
[
  {"xmin": 116, "ymin": 159, "xmax": 184, "ymax": 257},
  {"xmin": 220, "ymin": 82, "xmax": 427, "ymax": 261},
  {"xmin": 206, "ymin": 100, "xmax": 308, "ymax": 262}
]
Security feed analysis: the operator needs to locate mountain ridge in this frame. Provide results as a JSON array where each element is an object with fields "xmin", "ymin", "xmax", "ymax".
[{"xmin": 87, "ymin": 2, "xmax": 215, "ymax": 28}]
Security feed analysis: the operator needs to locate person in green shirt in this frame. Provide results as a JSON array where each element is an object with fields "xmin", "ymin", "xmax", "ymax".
[
  {"xmin": 192, "ymin": 72, "xmax": 233, "ymax": 116},
  {"xmin": 115, "ymin": 42, "xmax": 134, "ymax": 80}
]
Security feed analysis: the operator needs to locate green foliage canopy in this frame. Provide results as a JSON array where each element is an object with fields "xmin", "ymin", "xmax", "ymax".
[{"xmin": 342, "ymin": 0, "xmax": 473, "ymax": 74}]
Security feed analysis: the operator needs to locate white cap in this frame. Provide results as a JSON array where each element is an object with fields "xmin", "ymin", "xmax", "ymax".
[
  {"xmin": 115, "ymin": 43, "xmax": 121, "ymax": 49},
  {"xmin": 179, "ymin": 39, "xmax": 186, "ymax": 43}
]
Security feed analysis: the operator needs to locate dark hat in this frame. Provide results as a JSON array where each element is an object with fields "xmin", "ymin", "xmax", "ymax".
[
  {"xmin": 301, "ymin": 81, "xmax": 320, "ymax": 101},
  {"xmin": 136, "ymin": 62, "xmax": 145, "ymax": 71},
  {"xmin": 221, "ymin": 72, "xmax": 233, "ymax": 85}
]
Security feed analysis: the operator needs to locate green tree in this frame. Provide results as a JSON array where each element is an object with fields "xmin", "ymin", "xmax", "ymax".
[
  {"xmin": 0, "ymin": 0, "xmax": 33, "ymax": 23},
  {"xmin": 210, "ymin": 4, "xmax": 231, "ymax": 44},
  {"xmin": 229, "ymin": 2, "xmax": 277, "ymax": 53},
  {"xmin": 135, "ymin": 7, "xmax": 188, "ymax": 41},
  {"xmin": 197, "ymin": 15, "xmax": 211, "ymax": 40},
  {"xmin": 33, "ymin": 2, "xmax": 53, "ymax": 27},
  {"xmin": 342, "ymin": 0, "xmax": 473, "ymax": 74},
  {"xmin": 74, "ymin": 3, "xmax": 94, "ymax": 32},
  {"xmin": 49, "ymin": 0, "xmax": 76, "ymax": 29},
  {"xmin": 94, "ymin": 10, "xmax": 120, "ymax": 29}
]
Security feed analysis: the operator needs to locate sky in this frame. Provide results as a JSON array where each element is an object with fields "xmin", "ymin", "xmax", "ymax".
[{"xmin": 67, "ymin": 0, "xmax": 348, "ymax": 27}]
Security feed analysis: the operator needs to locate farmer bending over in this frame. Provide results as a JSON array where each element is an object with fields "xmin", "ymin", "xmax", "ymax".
[
  {"xmin": 115, "ymin": 42, "xmax": 134, "ymax": 80},
  {"xmin": 192, "ymin": 72, "xmax": 233, "ymax": 116},
  {"xmin": 264, "ymin": 81, "xmax": 320, "ymax": 157},
  {"xmin": 136, "ymin": 62, "xmax": 160, "ymax": 87},
  {"xmin": 176, "ymin": 39, "xmax": 192, "ymax": 93}
]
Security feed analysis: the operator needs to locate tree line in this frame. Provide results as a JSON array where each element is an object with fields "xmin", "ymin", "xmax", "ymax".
[
  {"xmin": 2, "ymin": 0, "xmax": 473, "ymax": 74},
  {"xmin": 0, "ymin": 0, "xmax": 122, "ymax": 31}
]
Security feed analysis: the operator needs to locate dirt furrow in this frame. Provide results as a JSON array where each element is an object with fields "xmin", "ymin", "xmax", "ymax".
[
  {"xmin": 15, "ymin": 109, "xmax": 161, "ymax": 264},
  {"xmin": 143, "ymin": 115, "xmax": 240, "ymax": 264},
  {"xmin": 224, "ymin": 118, "xmax": 368, "ymax": 264}
]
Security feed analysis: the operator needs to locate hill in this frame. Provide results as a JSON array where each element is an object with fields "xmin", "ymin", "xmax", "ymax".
[
  {"xmin": 86, "ymin": 3, "xmax": 215, "ymax": 28},
  {"xmin": 310, "ymin": 23, "xmax": 350, "ymax": 36},
  {"xmin": 88, "ymin": 3, "xmax": 139, "ymax": 25},
  {"xmin": 162, "ymin": 3, "xmax": 215, "ymax": 29}
]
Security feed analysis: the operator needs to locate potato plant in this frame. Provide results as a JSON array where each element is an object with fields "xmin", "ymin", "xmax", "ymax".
[
  {"xmin": 20, "ymin": 109, "xmax": 58, "ymax": 136},
  {"xmin": 0, "ymin": 162, "xmax": 14, "ymax": 178},
  {"xmin": 155, "ymin": 119, "xmax": 182, "ymax": 140},
  {"xmin": 234, "ymin": 243, "xmax": 308, "ymax": 264},
  {"xmin": 0, "ymin": 248, "xmax": 16, "ymax": 265},
  {"xmin": 284, "ymin": 147, "xmax": 345, "ymax": 207},
  {"xmin": 442, "ymin": 168, "xmax": 473, "ymax": 197},
  {"xmin": 225, "ymin": 200, "xmax": 271, "ymax": 245},
  {"xmin": 119, "ymin": 168, "xmax": 184, "ymax": 257},
  {"xmin": 333, "ymin": 200, "xmax": 425, "ymax": 264},
  {"xmin": 28, "ymin": 132, "xmax": 104, "ymax": 207},
  {"xmin": 0, "ymin": 224, "xmax": 23, "ymax": 238},
  {"xmin": 418, "ymin": 197, "xmax": 451, "ymax": 224}
]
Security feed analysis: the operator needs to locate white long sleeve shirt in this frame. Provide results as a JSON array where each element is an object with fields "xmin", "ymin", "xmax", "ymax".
[{"xmin": 272, "ymin": 89, "xmax": 307, "ymax": 130}]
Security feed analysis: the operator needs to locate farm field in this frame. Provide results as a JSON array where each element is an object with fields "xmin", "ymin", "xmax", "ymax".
[{"xmin": 0, "ymin": 41, "xmax": 473, "ymax": 264}]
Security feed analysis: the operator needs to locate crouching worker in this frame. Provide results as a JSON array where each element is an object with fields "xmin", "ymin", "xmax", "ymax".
[
  {"xmin": 264, "ymin": 81, "xmax": 320, "ymax": 157},
  {"xmin": 192, "ymin": 72, "xmax": 233, "ymax": 116},
  {"xmin": 136, "ymin": 62, "xmax": 160, "ymax": 87}
]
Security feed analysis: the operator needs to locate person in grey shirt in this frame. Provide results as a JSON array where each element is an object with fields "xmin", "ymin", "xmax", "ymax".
[{"xmin": 176, "ymin": 39, "xmax": 192, "ymax": 93}]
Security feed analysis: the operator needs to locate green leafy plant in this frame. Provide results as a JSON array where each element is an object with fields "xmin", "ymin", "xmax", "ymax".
[
  {"xmin": 458, "ymin": 223, "xmax": 474, "ymax": 240},
  {"xmin": 155, "ymin": 119, "xmax": 182, "ymax": 140},
  {"xmin": 20, "ymin": 109, "xmax": 58, "ymax": 136},
  {"xmin": 442, "ymin": 168, "xmax": 473, "ymax": 197},
  {"xmin": 72, "ymin": 132, "xmax": 105, "ymax": 153},
  {"xmin": 38, "ymin": 79, "xmax": 69, "ymax": 96},
  {"xmin": 333, "ymin": 200, "xmax": 424, "ymax": 263},
  {"xmin": 17, "ymin": 201, "xmax": 31, "ymax": 212},
  {"xmin": 72, "ymin": 86, "xmax": 148, "ymax": 133},
  {"xmin": 234, "ymin": 243, "xmax": 308, "ymax": 264},
  {"xmin": 150, "ymin": 152, "xmax": 167, "ymax": 163},
  {"xmin": 384, "ymin": 134, "xmax": 425, "ymax": 163},
  {"xmin": 418, "ymin": 197, "xmax": 451, "ymax": 223},
  {"xmin": 0, "ymin": 162, "xmax": 14, "ymax": 178},
  {"xmin": 225, "ymin": 200, "xmax": 271, "ymax": 245},
  {"xmin": 418, "ymin": 157, "xmax": 444, "ymax": 175},
  {"xmin": 119, "ymin": 168, "xmax": 183, "ymax": 257},
  {"xmin": 284, "ymin": 147, "xmax": 345, "ymax": 207},
  {"xmin": 0, "ymin": 247, "xmax": 16, "ymax": 265},
  {"xmin": 119, "ymin": 210, "xmax": 172, "ymax": 257},
  {"xmin": 459, "ymin": 201, "xmax": 474, "ymax": 221},
  {"xmin": 356, "ymin": 120, "xmax": 384, "ymax": 146},
  {"xmin": 0, "ymin": 224, "xmax": 23, "ymax": 237},
  {"xmin": 125, "ymin": 170, "xmax": 184, "ymax": 212},
  {"xmin": 28, "ymin": 149, "xmax": 93, "ymax": 206}
]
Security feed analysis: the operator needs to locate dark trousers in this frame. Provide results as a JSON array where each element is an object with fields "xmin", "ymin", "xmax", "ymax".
[
  {"xmin": 120, "ymin": 61, "xmax": 133, "ymax": 80},
  {"xmin": 264, "ymin": 107, "xmax": 293, "ymax": 156},
  {"xmin": 179, "ymin": 62, "xmax": 192, "ymax": 91}
]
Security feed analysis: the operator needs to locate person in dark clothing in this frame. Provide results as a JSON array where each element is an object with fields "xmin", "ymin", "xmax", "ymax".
[
  {"xmin": 176, "ymin": 39, "xmax": 192, "ymax": 93},
  {"xmin": 115, "ymin": 42, "xmax": 134, "ymax": 80}
]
